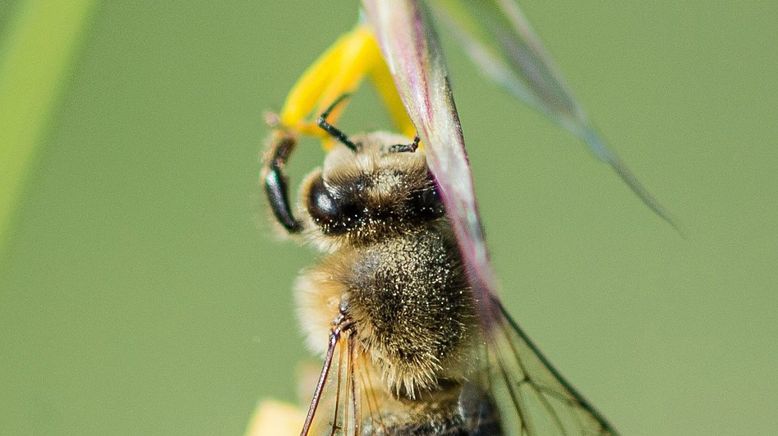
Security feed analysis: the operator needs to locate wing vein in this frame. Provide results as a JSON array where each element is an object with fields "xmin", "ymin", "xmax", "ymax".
[
  {"xmin": 492, "ymin": 337, "xmax": 534, "ymax": 435},
  {"xmin": 495, "ymin": 298, "xmax": 618, "ymax": 435},
  {"xmin": 498, "ymin": 318, "xmax": 569, "ymax": 435}
]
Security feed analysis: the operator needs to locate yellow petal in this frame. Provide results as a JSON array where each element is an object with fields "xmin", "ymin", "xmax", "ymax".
[
  {"xmin": 244, "ymin": 400, "xmax": 304, "ymax": 436},
  {"xmin": 276, "ymin": 24, "xmax": 417, "ymax": 150},
  {"xmin": 369, "ymin": 51, "xmax": 416, "ymax": 140},
  {"xmin": 279, "ymin": 31, "xmax": 347, "ymax": 128},
  {"xmin": 314, "ymin": 26, "xmax": 376, "ymax": 116}
]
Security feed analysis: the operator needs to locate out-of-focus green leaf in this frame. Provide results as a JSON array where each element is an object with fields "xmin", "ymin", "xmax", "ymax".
[
  {"xmin": 429, "ymin": 0, "xmax": 680, "ymax": 231},
  {"xmin": 0, "ymin": 0, "xmax": 98, "ymax": 254},
  {"xmin": 363, "ymin": 0, "xmax": 501, "ymax": 325}
]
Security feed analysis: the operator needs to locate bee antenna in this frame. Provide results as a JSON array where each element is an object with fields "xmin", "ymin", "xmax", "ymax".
[
  {"xmin": 389, "ymin": 135, "xmax": 420, "ymax": 153},
  {"xmin": 317, "ymin": 94, "xmax": 358, "ymax": 152}
]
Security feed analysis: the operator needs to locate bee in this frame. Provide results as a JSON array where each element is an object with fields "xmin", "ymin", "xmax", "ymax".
[{"xmin": 262, "ymin": 95, "xmax": 618, "ymax": 435}]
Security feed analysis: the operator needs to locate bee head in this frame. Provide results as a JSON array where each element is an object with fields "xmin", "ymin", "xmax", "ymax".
[{"xmin": 299, "ymin": 132, "xmax": 445, "ymax": 245}]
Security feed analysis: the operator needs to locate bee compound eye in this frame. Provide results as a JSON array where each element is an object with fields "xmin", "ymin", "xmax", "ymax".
[
  {"xmin": 409, "ymin": 182, "xmax": 445, "ymax": 220},
  {"xmin": 421, "ymin": 184, "xmax": 441, "ymax": 206},
  {"xmin": 307, "ymin": 177, "xmax": 340, "ymax": 225}
]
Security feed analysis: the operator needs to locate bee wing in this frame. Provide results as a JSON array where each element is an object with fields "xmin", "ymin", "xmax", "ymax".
[
  {"xmin": 299, "ymin": 335, "xmax": 345, "ymax": 435},
  {"xmin": 482, "ymin": 298, "xmax": 618, "ymax": 436},
  {"xmin": 427, "ymin": 0, "xmax": 678, "ymax": 230},
  {"xmin": 301, "ymin": 333, "xmax": 389, "ymax": 436}
]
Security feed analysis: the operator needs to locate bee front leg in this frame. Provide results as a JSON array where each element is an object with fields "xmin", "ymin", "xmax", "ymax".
[{"xmin": 262, "ymin": 130, "xmax": 303, "ymax": 234}]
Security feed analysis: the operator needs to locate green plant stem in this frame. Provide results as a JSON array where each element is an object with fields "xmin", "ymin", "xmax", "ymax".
[{"xmin": 0, "ymin": 0, "xmax": 98, "ymax": 254}]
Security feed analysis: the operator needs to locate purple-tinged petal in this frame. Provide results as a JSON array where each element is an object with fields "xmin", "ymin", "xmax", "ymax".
[{"xmin": 362, "ymin": 0, "xmax": 501, "ymax": 327}]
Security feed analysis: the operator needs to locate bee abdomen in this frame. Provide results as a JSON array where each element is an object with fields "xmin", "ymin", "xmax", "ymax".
[
  {"xmin": 365, "ymin": 383, "xmax": 503, "ymax": 435},
  {"xmin": 374, "ymin": 415, "xmax": 502, "ymax": 436}
]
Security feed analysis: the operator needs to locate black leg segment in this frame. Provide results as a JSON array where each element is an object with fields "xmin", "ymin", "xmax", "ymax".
[{"xmin": 264, "ymin": 132, "xmax": 302, "ymax": 233}]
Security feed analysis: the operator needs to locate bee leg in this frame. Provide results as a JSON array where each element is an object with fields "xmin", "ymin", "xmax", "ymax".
[
  {"xmin": 263, "ymin": 131, "xmax": 303, "ymax": 233},
  {"xmin": 301, "ymin": 307, "xmax": 354, "ymax": 436}
]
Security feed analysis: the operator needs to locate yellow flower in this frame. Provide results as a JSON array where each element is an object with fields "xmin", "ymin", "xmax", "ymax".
[{"xmin": 272, "ymin": 24, "xmax": 414, "ymax": 149}]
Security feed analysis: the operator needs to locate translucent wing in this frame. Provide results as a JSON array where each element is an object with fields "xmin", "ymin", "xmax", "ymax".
[
  {"xmin": 304, "ymin": 327, "xmax": 446, "ymax": 436},
  {"xmin": 300, "ymin": 331, "xmax": 389, "ymax": 436},
  {"xmin": 299, "ymin": 305, "xmax": 617, "ymax": 436},
  {"xmin": 427, "ymin": 0, "xmax": 679, "ymax": 230},
  {"xmin": 483, "ymin": 298, "xmax": 618, "ymax": 436}
]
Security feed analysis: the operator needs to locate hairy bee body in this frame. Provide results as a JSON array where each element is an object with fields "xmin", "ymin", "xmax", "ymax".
[{"xmin": 267, "ymin": 132, "xmax": 502, "ymax": 433}]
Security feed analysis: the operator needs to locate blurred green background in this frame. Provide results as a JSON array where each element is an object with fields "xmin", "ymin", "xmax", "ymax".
[{"xmin": 1, "ymin": 1, "xmax": 776, "ymax": 435}]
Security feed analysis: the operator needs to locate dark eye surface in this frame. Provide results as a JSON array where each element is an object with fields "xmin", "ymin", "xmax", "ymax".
[
  {"xmin": 307, "ymin": 176, "xmax": 364, "ymax": 234},
  {"xmin": 307, "ymin": 177, "xmax": 340, "ymax": 225},
  {"xmin": 409, "ymin": 181, "xmax": 445, "ymax": 221}
]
